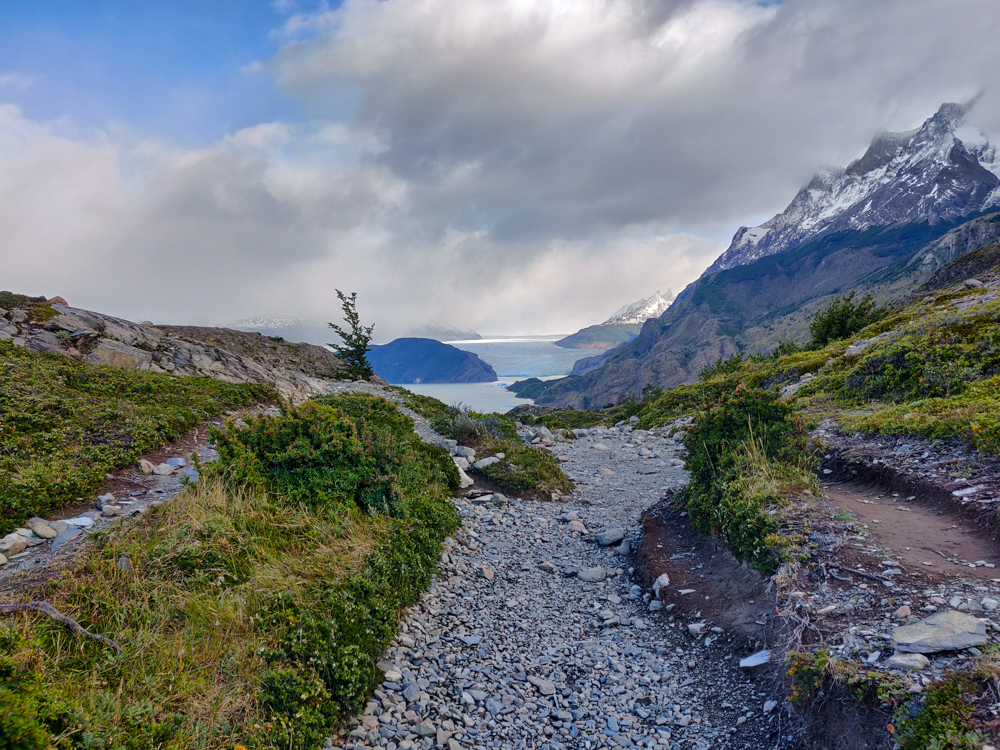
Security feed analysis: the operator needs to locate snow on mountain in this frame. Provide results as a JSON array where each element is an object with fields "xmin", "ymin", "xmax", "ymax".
[
  {"xmin": 707, "ymin": 101, "xmax": 1000, "ymax": 274},
  {"xmin": 227, "ymin": 315, "xmax": 302, "ymax": 330},
  {"xmin": 602, "ymin": 290, "xmax": 675, "ymax": 325}
]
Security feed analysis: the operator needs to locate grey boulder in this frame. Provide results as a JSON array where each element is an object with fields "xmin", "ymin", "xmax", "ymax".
[
  {"xmin": 885, "ymin": 653, "xmax": 931, "ymax": 671},
  {"xmin": 577, "ymin": 567, "xmax": 607, "ymax": 582},
  {"xmin": 596, "ymin": 529, "xmax": 625, "ymax": 546},
  {"xmin": 892, "ymin": 610, "xmax": 987, "ymax": 653}
]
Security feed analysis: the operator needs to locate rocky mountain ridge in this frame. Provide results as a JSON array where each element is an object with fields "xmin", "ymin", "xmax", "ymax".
[
  {"xmin": 602, "ymin": 290, "xmax": 675, "ymax": 325},
  {"xmin": 0, "ymin": 295, "xmax": 344, "ymax": 401},
  {"xmin": 708, "ymin": 101, "xmax": 1000, "ymax": 274}
]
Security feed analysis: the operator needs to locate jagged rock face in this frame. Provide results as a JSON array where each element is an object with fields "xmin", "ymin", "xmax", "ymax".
[
  {"xmin": 707, "ymin": 102, "xmax": 1000, "ymax": 274},
  {"xmin": 1, "ymin": 304, "xmax": 342, "ymax": 402}
]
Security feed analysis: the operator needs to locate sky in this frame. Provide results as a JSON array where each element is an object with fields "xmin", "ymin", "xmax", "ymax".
[{"xmin": 3, "ymin": 0, "xmax": 1000, "ymax": 339}]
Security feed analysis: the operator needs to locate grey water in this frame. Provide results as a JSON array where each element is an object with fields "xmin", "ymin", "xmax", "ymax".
[{"xmin": 398, "ymin": 335, "xmax": 587, "ymax": 413}]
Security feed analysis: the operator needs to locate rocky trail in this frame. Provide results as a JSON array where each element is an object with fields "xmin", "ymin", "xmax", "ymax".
[{"xmin": 335, "ymin": 426, "xmax": 793, "ymax": 750}]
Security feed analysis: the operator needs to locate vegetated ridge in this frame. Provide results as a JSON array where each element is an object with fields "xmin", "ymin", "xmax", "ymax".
[
  {"xmin": 367, "ymin": 338, "xmax": 498, "ymax": 384},
  {"xmin": 537, "ymin": 102, "xmax": 1000, "ymax": 409},
  {"xmin": 554, "ymin": 290, "xmax": 674, "ymax": 351}
]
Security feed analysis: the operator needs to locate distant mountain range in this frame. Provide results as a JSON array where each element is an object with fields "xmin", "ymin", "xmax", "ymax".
[
  {"xmin": 536, "ymin": 101, "xmax": 1000, "ymax": 408},
  {"xmin": 555, "ymin": 291, "xmax": 675, "ymax": 350}
]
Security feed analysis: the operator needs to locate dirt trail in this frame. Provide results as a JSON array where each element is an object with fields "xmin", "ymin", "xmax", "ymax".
[{"xmin": 822, "ymin": 481, "xmax": 1000, "ymax": 583}]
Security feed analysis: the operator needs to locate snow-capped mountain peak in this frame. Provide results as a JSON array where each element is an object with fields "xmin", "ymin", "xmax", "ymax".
[
  {"xmin": 706, "ymin": 101, "xmax": 1000, "ymax": 274},
  {"xmin": 602, "ymin": 290, "xmax": 675, "ymax": 325}
]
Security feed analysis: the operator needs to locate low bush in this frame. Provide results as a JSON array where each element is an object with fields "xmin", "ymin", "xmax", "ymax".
[
  {"xmin": 680, "ymin": 386, "xmax": 815, "ymax": 572},
  {"xmin": 0, "ymin": 394, "xmax": 459, "ymax": 749},
  {"xmin": 809, "ymin": 291, "xmax": 887, "ymax": 348},
  {"xmin": 0, "ymin": 340, "xmax": 272, "ymax": 534},
  {"xmin": 894, "ymin": 672, "xmax": 985, "ymax": 750}
]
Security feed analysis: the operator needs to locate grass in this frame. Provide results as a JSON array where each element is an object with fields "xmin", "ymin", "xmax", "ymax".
[
  {"xmin": 0, "ymin": 340, "xmax": 273, "ymax": 534},
  {"xmin": 391, "ymin": 388, "xmax": 575, "ymax": 498},
  {"xmin": 0, "ymin": 394, "xmax": 459, "ymax": 749}
]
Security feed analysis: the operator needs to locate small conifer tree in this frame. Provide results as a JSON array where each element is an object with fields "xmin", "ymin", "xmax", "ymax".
[{"xmin": 328, "ymin": 290, "xmax": 375, "ymax": 380}]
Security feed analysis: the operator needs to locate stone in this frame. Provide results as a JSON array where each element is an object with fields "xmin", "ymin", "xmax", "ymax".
[
  {"xmin": 51, "ymin": 527, "xmax": 82, "ymax": 550},
  {"xmin": 165, "ymin": 457, "xmax": 186, "ymax": 467},
  {"xmin": 886, "ymin": 653, "xmax": 930, "ymax": 671},
  {"xmin": 96, "ymin": 493, "xmax": 115, "ymax": 509},
  {"xmin": 892, "ymin": 610, "xmax": 988, "ymax": 653},
  {"xmin": 31, "ymin": 523, "xmax": 56, "ymax": 539},
  {"xmin": 648, "ymin": 600, "xmax": 663, "ymax": 612},
  {"xmin": 50, "ymin": 521, "xmax": 69, "ymax": 534},
  {"xmin": 983, "ymin": 598, "xmax": 1000, "ymax": 611},
  {"xmin": 454, "ymin": 446, "xmax": 476, "ymax": 459},
  {"xmin": 413, "ymin": 720, "xmax": 436, "ymax": 737},
  {"xmin": 138, "ymin": 459, "xmax": 155, "ymax": 474},
  {"xmin": 739, "ymin": 650, "xmax": 771, "ymax": 669},
  {"xmin": 473, "ymin": 456, "xmax": 499, "ymax": 469},
  {"xmin": 653, "ymin": 573, "xmax": 670, "ymax": 598},
  {"xmin": 577, "ymin": 567, "xmax": 607, "ymax": 582},
  {"xmin": 527, "ymin": 676, "xmax": 557, "ymax": 695},
  {"xmin": 64, "ymin": 516, "xmax": 94, "ymax": 527},
  {"xmin": 453, "ymin": 456, "xmax": 470, "ymax": 470},
  {"xmin": 478, "ymin": 566, "xmax": 494, "ymax": 581},
  {"xmin": 763, "ymin": 700, "xmax": 777, "ymax": 715},
  {"xmin": 688, "ymin": 623, "xmax": 706, "ymax": 636},
  {"xmin": 538, "ymin": 561, "xmax": 556, "ymax": 573},
  {"xmin": 963, "ymin": 278, "xmax": 985, "ymax": 288},
  {"xmin": 568, "ymin": 520, "xmax": 586, "ymax": 533},
  {"xmin": 894, "ymin": 606, "xmax": 911, "ymax": 619},
  {"xmin": 456, "ymin": 466, "xmax": 474, "ymax": 488},
  {"xmin": 402, "ymin": 683, "xmax": 421, "ymax": 702},
  {"xmin": 117, "ymin": 554, "xmax": 134, "ymax": 572},
  {"xmin": 0, "ymin": 534, "xmax": 27, "ymax": 556},
  {"xmin": 596, "ymin": 529, "xmax": 625, "ymax": 546},
  {"xmin": 102, "ymin": 505, "xmax": 121, "ymax": 517},
  {"xmin": 0, "ymin": 553, "xmax": 6, "ymax": 566},
  {"xmin": 153, "ymin": 463, "xmax": 176, "ymax": 475}
]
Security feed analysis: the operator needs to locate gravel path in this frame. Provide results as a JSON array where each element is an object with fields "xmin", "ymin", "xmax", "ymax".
[{"xmin": 336, "ymin": 425, "xmax": 787, "ymax": 750}]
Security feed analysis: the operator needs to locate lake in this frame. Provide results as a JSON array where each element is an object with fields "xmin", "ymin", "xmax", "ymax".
[{"xmin": 397, "ymin": 335, "xmax": 586, "ymax": 413}]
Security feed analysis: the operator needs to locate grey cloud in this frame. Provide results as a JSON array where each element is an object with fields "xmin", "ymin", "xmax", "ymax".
[{"xmin": 4, "ymin": 0, "xmax": 1000, "ymax": 338}]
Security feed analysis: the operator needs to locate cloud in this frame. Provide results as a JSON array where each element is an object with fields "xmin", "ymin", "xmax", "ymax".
[
  {"xmin": 4, "ymin": 0, "xmax": 1000, "ymax": 338},
  {"xmin": 0, "ymin": 73, "xmax": 32, "ymax": 91}
]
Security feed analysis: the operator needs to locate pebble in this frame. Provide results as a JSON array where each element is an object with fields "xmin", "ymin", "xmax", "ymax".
[{"xmin": 332, "ymin": 421, "xmax": 782, "ymax": 750}]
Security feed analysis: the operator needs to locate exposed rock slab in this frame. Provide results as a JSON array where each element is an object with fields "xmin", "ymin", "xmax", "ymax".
[{"xmin": 892, "ymin": 610, "xmax": 987, "ymax": 653}]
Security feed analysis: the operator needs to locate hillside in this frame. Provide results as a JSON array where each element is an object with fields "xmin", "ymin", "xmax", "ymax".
[
  {"xmin": 554, "ymin": 323, "xmax": 642, "ymax": 350},
  {"xmin": 537, "ymin": 103, "xmax": 1000, "ymax": 409},
  {"xmin": 367, "ymin": 337, "xmax": 497, "ymax": 383}
]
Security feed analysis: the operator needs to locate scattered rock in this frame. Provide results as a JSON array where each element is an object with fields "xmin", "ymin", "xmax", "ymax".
[
  {"xmin": 653, "ymin": 573, "xmax": 670, "ymax": 599},
  {"xmin": 893, "ymin": 610, "xmax": 988, "ymax": 653},
  {"xmin": 886, "ymin": 653, "xmax": 930, "ymax": 671},
  {"xmin": 568, "ymin": 520, "xmax": 586, "ymax": 533},
  {"xmin": 152, "ymin": 463, "xmax": 176, "ymax": 476},
  {"xmin": 96, "ymin": 493, "xmax": 115, "ymax": 510},
  {"xmin": 117, "ymin": 554, "xmax": 134, "ymax": 572},
  {"xmin": 474, "ymin": 457, "xmax": 500, "ymax": 469},
  {"xmin": 30, "ymin": 523, "xmax": 56, "ymax": 539},
  {"xmin": 102, "ymin": 505, "xmax": 122, "ymax": 517},
  {"xmin": 894, "ymin": 606, "xmax": 912, "ymax": 619},
  {"xmin": 51, "ymin": 527, "xmax": 82, "ymax": 550},
  {"xmin": 596, "ymin": 529, "xmax": 625, "ymax": 546},
  {"xmin": 477, "ymin": 566, "xmax": 495, "ymax": 581},
  {"xmin": 739, "ymin": 650, "xmax": 771, "ymax": 669},
  {"xmin": 577, "ymin": 567, "xmax": 607, "ymax": 582},
  {"xmin": 538, "ymin": 561, "xmax": 556, "ymax": 573},
  {"xmin": 527, "ymin": 676, "xmax": 557, "ymax": 695},
  {"xmin": 138, "ymin": 459, "xmax": 155, "ymax": 474}
]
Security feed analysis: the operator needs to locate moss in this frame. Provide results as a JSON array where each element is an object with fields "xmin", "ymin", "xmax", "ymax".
[{"xmin": 894, "ymin": 673, "xmax": 984, "ymax": 750}]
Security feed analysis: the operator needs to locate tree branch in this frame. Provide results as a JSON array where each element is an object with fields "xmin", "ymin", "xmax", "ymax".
[{"xmin": 0, "ymin": 601, "xmax": 123, "ymax": 655}]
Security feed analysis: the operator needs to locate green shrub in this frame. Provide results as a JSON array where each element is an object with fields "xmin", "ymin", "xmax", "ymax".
[
  {"xmin": 809, "ymin": 291, "xmax": 886, "ymax": 347},
  {"xmin": 0, "ymin": 689, "xmax": 51, "ymax": 750},
  {"xmin": 894, "ymin": 673, "xmax": 984, "ymax": 750},
  {"xmin": 699, "ymin": 353, "xmax": 745, "ymax": 381},
  {"xmin": 681, "ymin": 386, "xmax": 814, "ymax": 572}
]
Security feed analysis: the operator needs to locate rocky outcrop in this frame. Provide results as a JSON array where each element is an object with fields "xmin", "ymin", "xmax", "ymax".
[{"xmin": 0, "ymin": 299, "xmax": 344, "ymax": 401}]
